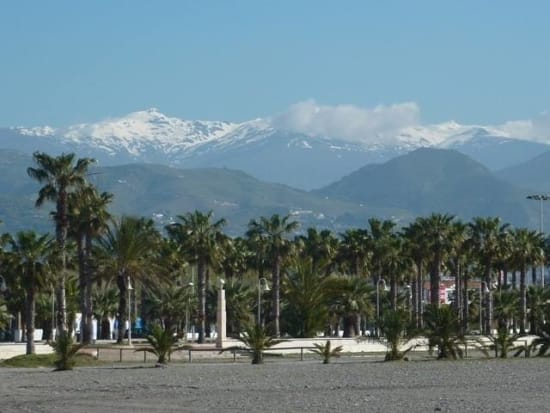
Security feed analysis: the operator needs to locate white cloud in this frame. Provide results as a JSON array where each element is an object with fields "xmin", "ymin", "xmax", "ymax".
[
  {"xmin": 271, "ymin": 100, "xmax": 420, "ymax": 143},
  {"xmin": 498, "ymin": 111, "xmax": 550, "ymax": 142}
]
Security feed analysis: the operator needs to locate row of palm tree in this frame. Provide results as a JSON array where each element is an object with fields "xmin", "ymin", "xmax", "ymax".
[{"xmin": 1, "ymin": 152, "xmax": 550, "ymax": 357}]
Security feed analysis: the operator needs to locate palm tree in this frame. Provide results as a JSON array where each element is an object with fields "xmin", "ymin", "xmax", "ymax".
[
  {"xmin": 378, "ymin": 309, "xmax": 416, "ymax": 361},
  {"xmin": 493, "ymin": 289, "xmax": 519, "ymax": 331},
  {"xmin": 446, "ymin": 221, "xmax": 468, "ymax": 332},
  {"xmin": 282, "ymin": 256, "xmax": 331, "ymax": 337},
  {"xmin": 144, "ymin": 282, "xmax": 193, "ymax": 333},
  {"xmin": 337, "ymin": 228, "xmax": 370, "ymax": 277},
  {"xmin": 327, "ymin": 276, "xmax": 374, "ymax": 337},
  {"xmin": 68, "ymin": 184, "xmax": 112, "ymax": 343},
  {"xmin": 423, "ymin": 304, "xmax": 464, "ymax": 360},
  {"xmin": 92, "ymin": 282, "xmax": 118, "ymax": 340},
  {"xmin": 508, "ymin": 228, "xmax": 544, "ymax": 334},
  {"xmin": 468, "ymin": 217, "xmax": 510, "ymax": 334},
  {"xmin": 527, "ymin": 286, "xmax": 550, "ymax": 336},
  {"xmin": 235, "ymin": 323, "xmax": 284, "ymax": 364},
  {"xmin": 27, "ymin": 152, "xmax": 95, "ymax": 333},
  {"xmin": 7, "ymin": 231, "xmax": 53, "ymax": 355},
  {"xmin": 246, "ymin": 214, "xmax": 299, "ymax": 337},
  {"xmin": 402, "ymin": 221, "xmax": 428, "ymax": 329},
  {"xmin": 166, "ymin": 210, "xmax": 226, "ymax": 343},
  {"xmin": 310, "ymin": 340, "xmax": 343, "ymax": 364},
  {"xmin": 295, "ymin": 228, "xmax": 339, "ymax": 274},
  {"xmin": 414, "ymin": 214, "xmax": 456, "ymax": 309},
  {"xmin": 98, "ymin": 216, "xmax": 162, "ymax": 344},
  {"xmin": 135, "ymin": 324, "xmax": 188, "ymax": 365}
]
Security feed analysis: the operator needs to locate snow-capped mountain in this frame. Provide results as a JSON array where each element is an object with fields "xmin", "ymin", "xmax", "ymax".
[{"xmin": 2, "ymin": 108, "xmax": 550, "ymax": 189}]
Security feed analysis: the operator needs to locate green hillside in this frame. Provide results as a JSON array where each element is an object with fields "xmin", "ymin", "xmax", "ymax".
[
  {"xmin": 0, "ymin": 148, "xmax": 541, "ymax": 236},
  {"xmin": 0, "ymin": 150, "xmax": 394, "ymax": 235},
  {"xmin": 316, "ymin": 148, "xmax": 535, "ymax": 227}
]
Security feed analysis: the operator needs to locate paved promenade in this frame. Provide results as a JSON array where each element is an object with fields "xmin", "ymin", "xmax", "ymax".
[{"xmin": 0, "ymin": 337, "xmax": 402, "ymax": 361}]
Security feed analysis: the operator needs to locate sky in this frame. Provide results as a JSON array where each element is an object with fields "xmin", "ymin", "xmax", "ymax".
[{"xmin": 1, "ymin": 0, "xmax": 550, "ymax": 131}]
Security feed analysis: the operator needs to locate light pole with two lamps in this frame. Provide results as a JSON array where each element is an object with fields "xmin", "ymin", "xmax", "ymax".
[
  {"xmin": 257, "ymin": 277, "xmax": 270, "ymax": 326},
  {"xmin": 526, "ymin": 194, "xmax": 550, "ymax": 288}
]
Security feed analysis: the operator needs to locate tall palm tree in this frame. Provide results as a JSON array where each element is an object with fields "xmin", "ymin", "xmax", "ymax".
[
  {"xmin": 468, "ymin": 217, "xmax": 510, "ymax": 334},
  {"xmin": 402, "ymin": 221, "xmax": 428, "ymax": 329},
  {"xmin": 27, "ymin": 152, "xmax": 95, "ymax": 333},
  {"xmin": 508, "ymin": 228, "xmax": 544, "ymax": 334},
  {"xmin": 247, "ymin": 214, "xmax": 299, "ymax": 337},
  {"xmin": 68, "ymin": 184, "xmax": 112, "ymax": 343},
  {"xmin": 98, "ymin": 216, "xmax": 162, "ymax": 343},
  {"xmin": 414, "ymin": 214, "xmax": 456, "ymax": 309},
  {"xmin": 327, "ymin": 276, "xmax": 374, "ymax": 337},
  {"xmin": 337, "ymin": 228, "xmax": 370, "ymax": 277},
  {"xmin": 6, "ymin": 231, "xmax": 53, "ymax": 355},
  {"xmin": 527, "ymin": 286, "xmax": 550, "ymax": 336},
  {"xmin": 282, "ymin": 256, "xmax": 331, "ymax": 337},
  {"xmin": 166, "ymin": 210, "xmax": 226, "ymax": 343},
  {"xmin": 446, "ymin": 221, "xmax": 468, "ymax": 332},
  {"xmin": 295, "ymin": 228, "xmax": 339, "ymax": 274}
]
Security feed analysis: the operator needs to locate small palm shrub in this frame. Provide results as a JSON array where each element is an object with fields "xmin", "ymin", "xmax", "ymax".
[
  {"xmin": 235, "ymin": 324, "xmax": 284, "ymax": 364},
  {"xmin": 423, "ymin": 304, "xmax": 465, "ymax": 360},
  {"xmin": 310, "ymin": 340, "xmax": 343, "ymax": 364},
  {"xmin": 0, "ymin": 299, "xmax": 10, "ymax": 330},
  {"xmin": 528, "ymin": 323, "xmax": 550, "ymax": 357},
  {"xmin": 379, "ymin": 309, "xmax": 416, "ymax": 361},
  {"xmin": 51, "ymin": 331, "xmax": 83, "ymax": 371},
  {"xmin": 481, "ymin": 328, "xmax": 523, "ymax": 358},
  {"xmin": 136, "ymin": 324, "xmax": 186, "ymax": 365}
]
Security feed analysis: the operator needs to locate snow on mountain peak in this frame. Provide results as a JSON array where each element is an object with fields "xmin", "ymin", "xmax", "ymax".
[{"xmin": 57, "ymin": 109, "xmax": 241, "ymax": 155}]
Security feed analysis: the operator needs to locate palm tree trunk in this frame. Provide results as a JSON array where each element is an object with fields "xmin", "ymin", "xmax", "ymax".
[
  {"xmin": 77, "ymin": 235, "xmax": 86, "ymax": 343},
  {"xmin": 390, "ymin": 274, "xmax": 398, "ymax": 311},
  {"xmin": 56, "ymin": 194, "xmax": 69, "ymax": 334},
  {"xmin": 519, "ymin": 268, "xmax": 527, "ymax": 334},
  {"xmin": 430, "ymin": 254, "xmax": 441, "ymax": 308},
  {"xmin": 454, "ymin": 262, "xmax": 462, "ymax": 332},
  {"xmin": 462, "ymin": 272, "xmax": 469, "ymax": 334},
  {"xmin": 198, "ymin": 261, "xmax": 206, "ymax": 343},
  {"xmin": 83, "ymin": 235, "xmax": 94, "ymax": 344},
  {"xmin": 116, "ymin": 273, "xmax": 127, "ymax": 344},
  {"xmin": 25, "ymin": 290, "xmax": 36, "ymax": 355},
  {"xmin": 411, "ymin": 271, "xmax": 418, "ymax": 326},
  {"xmin": 272, "ymin": 255, "xmax": 281, "ymax": 337},
  {"xmin": 416, "ymin": 261, "xmax": 423, "ymax": 329}
]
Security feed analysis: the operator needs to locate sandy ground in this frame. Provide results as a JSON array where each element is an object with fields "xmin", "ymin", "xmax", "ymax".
[{"xmin": 1, "ymin": 357, "xmax": 549, "ymax": 413}]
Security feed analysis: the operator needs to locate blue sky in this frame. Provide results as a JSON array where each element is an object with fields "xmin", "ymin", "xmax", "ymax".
[{"xmin": 1, "ymin": 0, "xmax": 549, "ymax": 127}]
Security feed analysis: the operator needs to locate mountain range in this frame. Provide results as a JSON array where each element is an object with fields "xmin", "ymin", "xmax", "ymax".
[
  {"xmin": 3, "ymin": 108, "xmax": 550, "ymax": 190},
  {"xmin": 2, "ymin": 108, "xmax": 550, "ymax": 235}
]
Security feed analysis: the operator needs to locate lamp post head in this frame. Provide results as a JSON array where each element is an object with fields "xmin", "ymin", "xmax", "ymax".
[
  {"xmin": 527, "ymin": 194, "xmax": 550, "ymax": 201},
  {"xmin": 259, "ymin": 277, "xmax": 270, "ymax": 291}
]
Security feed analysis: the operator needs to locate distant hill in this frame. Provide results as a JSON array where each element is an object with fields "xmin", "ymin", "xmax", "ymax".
[
  {"xmin": 315, "ymin": 148, "xmax": 535, "ymax": 227},
  {"xmin": 496, "ymin": 150, "xmax": 550, "ymax": 194},
  {"xmin": 0, "ymin": 150, "xmax": 389, "ymax": 236},
  {"xmin": 0, "ymin": 148, "xmax": 542, "ymax": 236}
]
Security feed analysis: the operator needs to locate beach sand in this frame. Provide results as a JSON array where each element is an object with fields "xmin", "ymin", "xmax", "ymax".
[{"xmin": 0, "ymin": 357, "xmax": 548, "ymax": 412}]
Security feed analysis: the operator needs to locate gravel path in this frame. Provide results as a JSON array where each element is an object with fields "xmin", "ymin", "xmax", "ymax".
[{"xmin": 0, "ymin": 358, "xmax": 549, "ymax": 412}]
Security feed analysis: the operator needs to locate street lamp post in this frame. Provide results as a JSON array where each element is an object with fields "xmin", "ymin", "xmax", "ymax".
[
  {"xmin": 376, "ymin": 278, "xmax": 387, "ymax": 337},
  {"xmin": 185, "ymin": 282, "xmax": 194, "ymax": 342},
  {"xmin": 527, "ymin": 194, "xmax": 550, "ymax": 288},
  {"xmin": 257, "ymin": 278, "xmax": 270, "ymax": 326},
  {"xmin": 127, "ymin": 276, "xmax": 133, "ymax": 346},
  {"xmin": 479, "ymin": 281, "xmax": 489, "ymax": 335}
]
